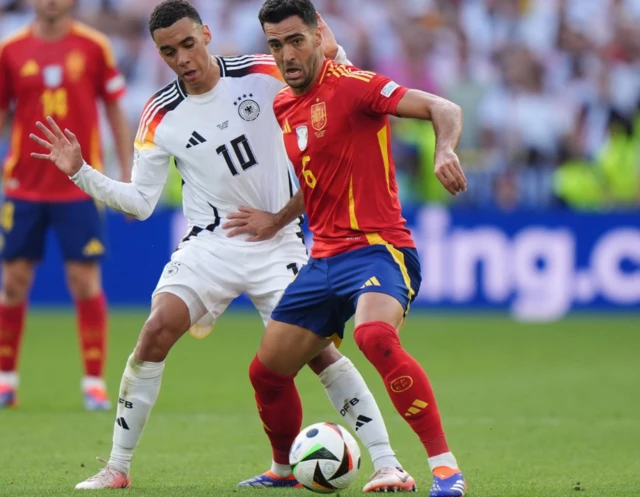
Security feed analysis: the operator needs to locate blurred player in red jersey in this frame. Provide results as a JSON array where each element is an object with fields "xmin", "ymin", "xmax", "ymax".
[
  {"xmin": 0, "ymin": 0, "xmax": 131, "ymax": 410},
  {"xmin": 230, "ymin": 0, "xmax": 468, "ymax": 495}
]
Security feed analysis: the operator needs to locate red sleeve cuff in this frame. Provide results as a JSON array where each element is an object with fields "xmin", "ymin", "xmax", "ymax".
[{"xmin": 390, "ymin": 86, "xmax": 410, "ymax": 116}]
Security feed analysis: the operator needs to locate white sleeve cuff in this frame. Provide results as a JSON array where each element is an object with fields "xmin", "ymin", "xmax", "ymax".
[{"xmin": 69, "ymin": 162, "xmax": 92, "ymax": 182}]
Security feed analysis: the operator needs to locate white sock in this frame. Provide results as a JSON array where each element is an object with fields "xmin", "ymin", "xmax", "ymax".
[
  {"xmin": 0, "ymin": 371, "xmax": 18, "ymax": 388},
  {"xmin": 81, "ymin": 375, "xmax": 106, "ymax": 391},
  {"xmin": 270, "ymin": 460, "xmax": 292, "ymax": 478},
  {"xmin": 428, "ymin": 452, "xmax": 458, "ymax": 472},
  {"xmin": 319, "ymin": 356, "xmax": 400, "ymax": 471},
  {"xmin": 108, "ymin": 354, "xmax": 165, "ymax": 476}
]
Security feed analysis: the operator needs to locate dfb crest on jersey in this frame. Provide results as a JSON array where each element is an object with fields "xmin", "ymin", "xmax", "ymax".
[
  {"xmin": 296, "ymin": 126, "xmax": 308, "ymax": 151},
  {"xmin": 238, "ymin": 98, "xmax": 260, "ymax": 121},
  {"xmin": 43, "ymin": 65, "xmax": 63, "ymax": 88},
  {"xmin": 311, "ymin": 102, "xmax": 327, "ymax": 131}
]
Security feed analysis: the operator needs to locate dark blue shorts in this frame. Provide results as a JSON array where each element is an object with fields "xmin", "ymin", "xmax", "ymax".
[
  {"xmin": 271, "ymin": 244, "xmax": 421, "ymax": 339},
  {"xmin": 0, "ymin": 198, "xmax": 106, "ymax": 262}
]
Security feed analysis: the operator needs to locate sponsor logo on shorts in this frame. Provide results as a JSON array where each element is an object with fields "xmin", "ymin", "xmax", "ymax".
[
  {"xmin": 390, "ymin": 375, "xmax": 413, "ymax": 393},
  {"xmin": 82, "ymin": 238, "xmax": 105, "ymax": 257}
]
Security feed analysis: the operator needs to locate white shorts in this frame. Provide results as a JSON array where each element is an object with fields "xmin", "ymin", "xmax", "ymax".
[{"xmin": 153, "ymin": 230, "xmax": 308, "ymax": 330}]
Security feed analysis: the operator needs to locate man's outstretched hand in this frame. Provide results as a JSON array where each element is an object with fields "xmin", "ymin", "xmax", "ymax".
[{"xmin": 30, "ymin": 116, "xmax": 84, "ymax": 177}]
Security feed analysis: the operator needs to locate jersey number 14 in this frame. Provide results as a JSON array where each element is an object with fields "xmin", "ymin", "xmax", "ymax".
[{"xmin": 216, "ymin": 134, "xmax": 258, "ymax": 176}]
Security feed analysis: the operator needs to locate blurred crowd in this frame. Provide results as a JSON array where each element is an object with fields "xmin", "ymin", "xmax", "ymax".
[{"xmin": 1, "ymin": 0, "xmax": 640, "ymax": 211}]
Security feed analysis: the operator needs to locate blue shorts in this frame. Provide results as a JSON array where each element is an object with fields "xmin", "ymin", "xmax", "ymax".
[
  {"xmin": 0, "ymin": 198, "xmax": 106, "ymax": 262},
  {"xmin": 272, "ymin": 244, "xmax": 421, "ymax": 339}
]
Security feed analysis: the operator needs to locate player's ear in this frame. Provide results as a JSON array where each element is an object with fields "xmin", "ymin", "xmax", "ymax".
[
  {"xmin": 313, "ymin": 25, "xmax": 322, "ymax": 49},
  {"xmin": 202, "ymin": 24, "xmax": 212, "ymax": 46}
]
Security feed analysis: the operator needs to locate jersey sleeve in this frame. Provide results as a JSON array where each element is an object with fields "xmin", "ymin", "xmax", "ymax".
[
  {"xmin": 70, "ymin": 138, "xmax": 170, "ymax": 221},
  {"xmin": 340, "ymin": 70, "xmax": 409, "ymax": 117},
  {"xmin": 0, "ymin": 44, "xmax": 12, "ymax": 110},
  {"xmin": 69, "ymin": 100, "xmax": 171, "ymax": 219},
  {"xmin": 70, "ymin": 149, "xmax": 168, "ymax": 220}
]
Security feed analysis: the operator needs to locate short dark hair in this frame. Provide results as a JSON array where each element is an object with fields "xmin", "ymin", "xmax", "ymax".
[
  {"xmin": 258, "ymin": 0, "xmax": 317, "ymax": 29},
  {"xmin": 149, "ymin": 0, "xmax": 202, "ymax": 36}
]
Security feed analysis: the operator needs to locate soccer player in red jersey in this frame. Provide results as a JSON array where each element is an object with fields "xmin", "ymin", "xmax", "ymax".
[
  {"xmin": 232, "ymin": 0, "xmax": 468, "ymax": 494},
  {"xmin": 0, "ymin": 0, "xmax": 131, "ymax": 410}
]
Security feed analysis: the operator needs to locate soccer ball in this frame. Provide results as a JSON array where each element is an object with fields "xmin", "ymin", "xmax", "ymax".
[{"xmin": 289, "ymin": 422, "xmax": 361, "ymax": 493}]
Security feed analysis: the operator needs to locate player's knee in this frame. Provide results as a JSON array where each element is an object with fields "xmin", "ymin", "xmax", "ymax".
[
  {"xmin": 65, "ymin": 263, "xmax": 101, "ymax": 300},
  {"xmin": 0, "ymin": 284, "xmax": 28, "ymax": 305},
  {"xmin": 0, "ymin": 266, "xmax": 33, "ymax": 305},
  {"xmin": 355, "ymin": 293, "xmax": 406, "ymax": 330},
  {"xmin": 136, "ymin": 313, "xmax": 182, "ymax": 362},
  {"xmin": 354, "ymin": 321, "xmax": 400, "ymax": 361}
]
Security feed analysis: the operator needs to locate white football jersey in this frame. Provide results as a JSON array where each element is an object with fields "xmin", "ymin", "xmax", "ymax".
[{"xmin": 133, "ymin": 54, "xmax": 300, "ymax": 244}]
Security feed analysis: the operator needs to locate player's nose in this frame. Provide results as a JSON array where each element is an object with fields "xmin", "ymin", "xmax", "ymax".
[
  {"xmin": 282, "ymin": 45, "xmax": 297, "ymax": 63},
  {"xmin": 176, "ymin": 50, "xmax": 190, "ymax": 67}
]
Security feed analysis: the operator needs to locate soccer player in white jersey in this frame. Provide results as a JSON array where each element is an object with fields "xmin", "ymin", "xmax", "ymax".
[{"xmin": 30, "ymin": 0, "xmax": 418, "ymax": 492}]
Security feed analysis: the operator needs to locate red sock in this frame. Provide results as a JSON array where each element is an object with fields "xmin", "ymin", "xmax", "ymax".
[
  {"xmin": 249, "ymin": 355, "xmax": 302, "ymax": 465},
  {"xmin": 354, "ymin": 321, "xmax": 450, "ymax": 458},
  {"xmin": 75, "ymin": 292, "xmax": 108, "ymax": 378},
  {"xmin": 0, "ymin": 302, "xmax": 27, "ymax": 372}
]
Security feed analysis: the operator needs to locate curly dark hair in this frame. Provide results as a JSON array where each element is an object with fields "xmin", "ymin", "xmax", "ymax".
[
  {"xmin": 258, "ymin": 0, "xmax": 317, "ymax": 29},
  {"xmin": 149, "ymin": 0, "xmax": 202, "ymax": 36}
]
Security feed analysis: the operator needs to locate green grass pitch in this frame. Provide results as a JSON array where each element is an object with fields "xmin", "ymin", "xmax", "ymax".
[{"xmin": 1, "ymin": 309, "xmax": 639, "ymax": 496}]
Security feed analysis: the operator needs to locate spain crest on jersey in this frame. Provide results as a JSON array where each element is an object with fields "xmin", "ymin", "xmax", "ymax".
[
  {"xmin": 311, "ymin": 102, "xmax": 327, "ymax": 131},
  {"xmin": 66, "ymin": 50, "xmax": 86, "ymax": 82}
]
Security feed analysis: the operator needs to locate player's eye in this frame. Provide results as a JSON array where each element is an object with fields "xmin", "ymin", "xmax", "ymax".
[
  {"xmin": 293, "ymin": 39, "xmax": 302, "ymax": 46},
  {"xmin": 163, "ymin": 50, "xmax": 175, "ymax": 57},
  {"xmin": 185, "ymin": 43, "xmax": 195, "ymax": 49}
]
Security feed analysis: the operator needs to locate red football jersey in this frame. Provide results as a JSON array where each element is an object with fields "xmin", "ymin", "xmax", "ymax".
[
  {"xmin": 0, "ymin": 23, "xmax": 125, "ymax": 201},
  {"xmin": 274, "ymin": 59, "xmax": 415, "ymax": 258}
]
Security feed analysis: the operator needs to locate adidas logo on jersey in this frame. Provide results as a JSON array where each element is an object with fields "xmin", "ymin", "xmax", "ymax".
[{"xmin": 186, "ymin": 131, "xmax": 207, "ymax": 149}]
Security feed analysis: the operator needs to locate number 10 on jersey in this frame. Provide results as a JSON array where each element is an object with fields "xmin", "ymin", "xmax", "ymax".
[{"xmin": 216, "ymin": 134, "xmax": 258, "ymax": 176}]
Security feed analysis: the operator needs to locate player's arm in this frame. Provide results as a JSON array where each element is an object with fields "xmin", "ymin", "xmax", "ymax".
[
  {"xmin": 97, "ymin": 35, "xmax": 132, "ymax": 181},
  {"xmin": 224, "ymin": 190, "xmax": 305, "ymax": 241},
  {"xmin": 0, "ymin": 44, "xmax": 11, "ymax": 136},
  {"xmin": 29, "ymin": 117, "xmax": 168, "ymax": 220},
  {"xmin": 317, "ymin": 14, "xmax": 351, "ymax": 65},
  {"xmin": 396, "ymin": 90, "xmax": 466, "ymax": 195},
  {"xmin": 348, "ymin": 72, "xmax": 466, "ymax": 196},
  {"xmin": 105, "ymin": 101, "xmax": 133, "ymax": 182}
]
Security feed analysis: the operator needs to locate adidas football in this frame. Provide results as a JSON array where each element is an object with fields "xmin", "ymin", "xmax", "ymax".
[{"xmin": 289, "ymin": 422, "xmax": 361, "ymax": 493}]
